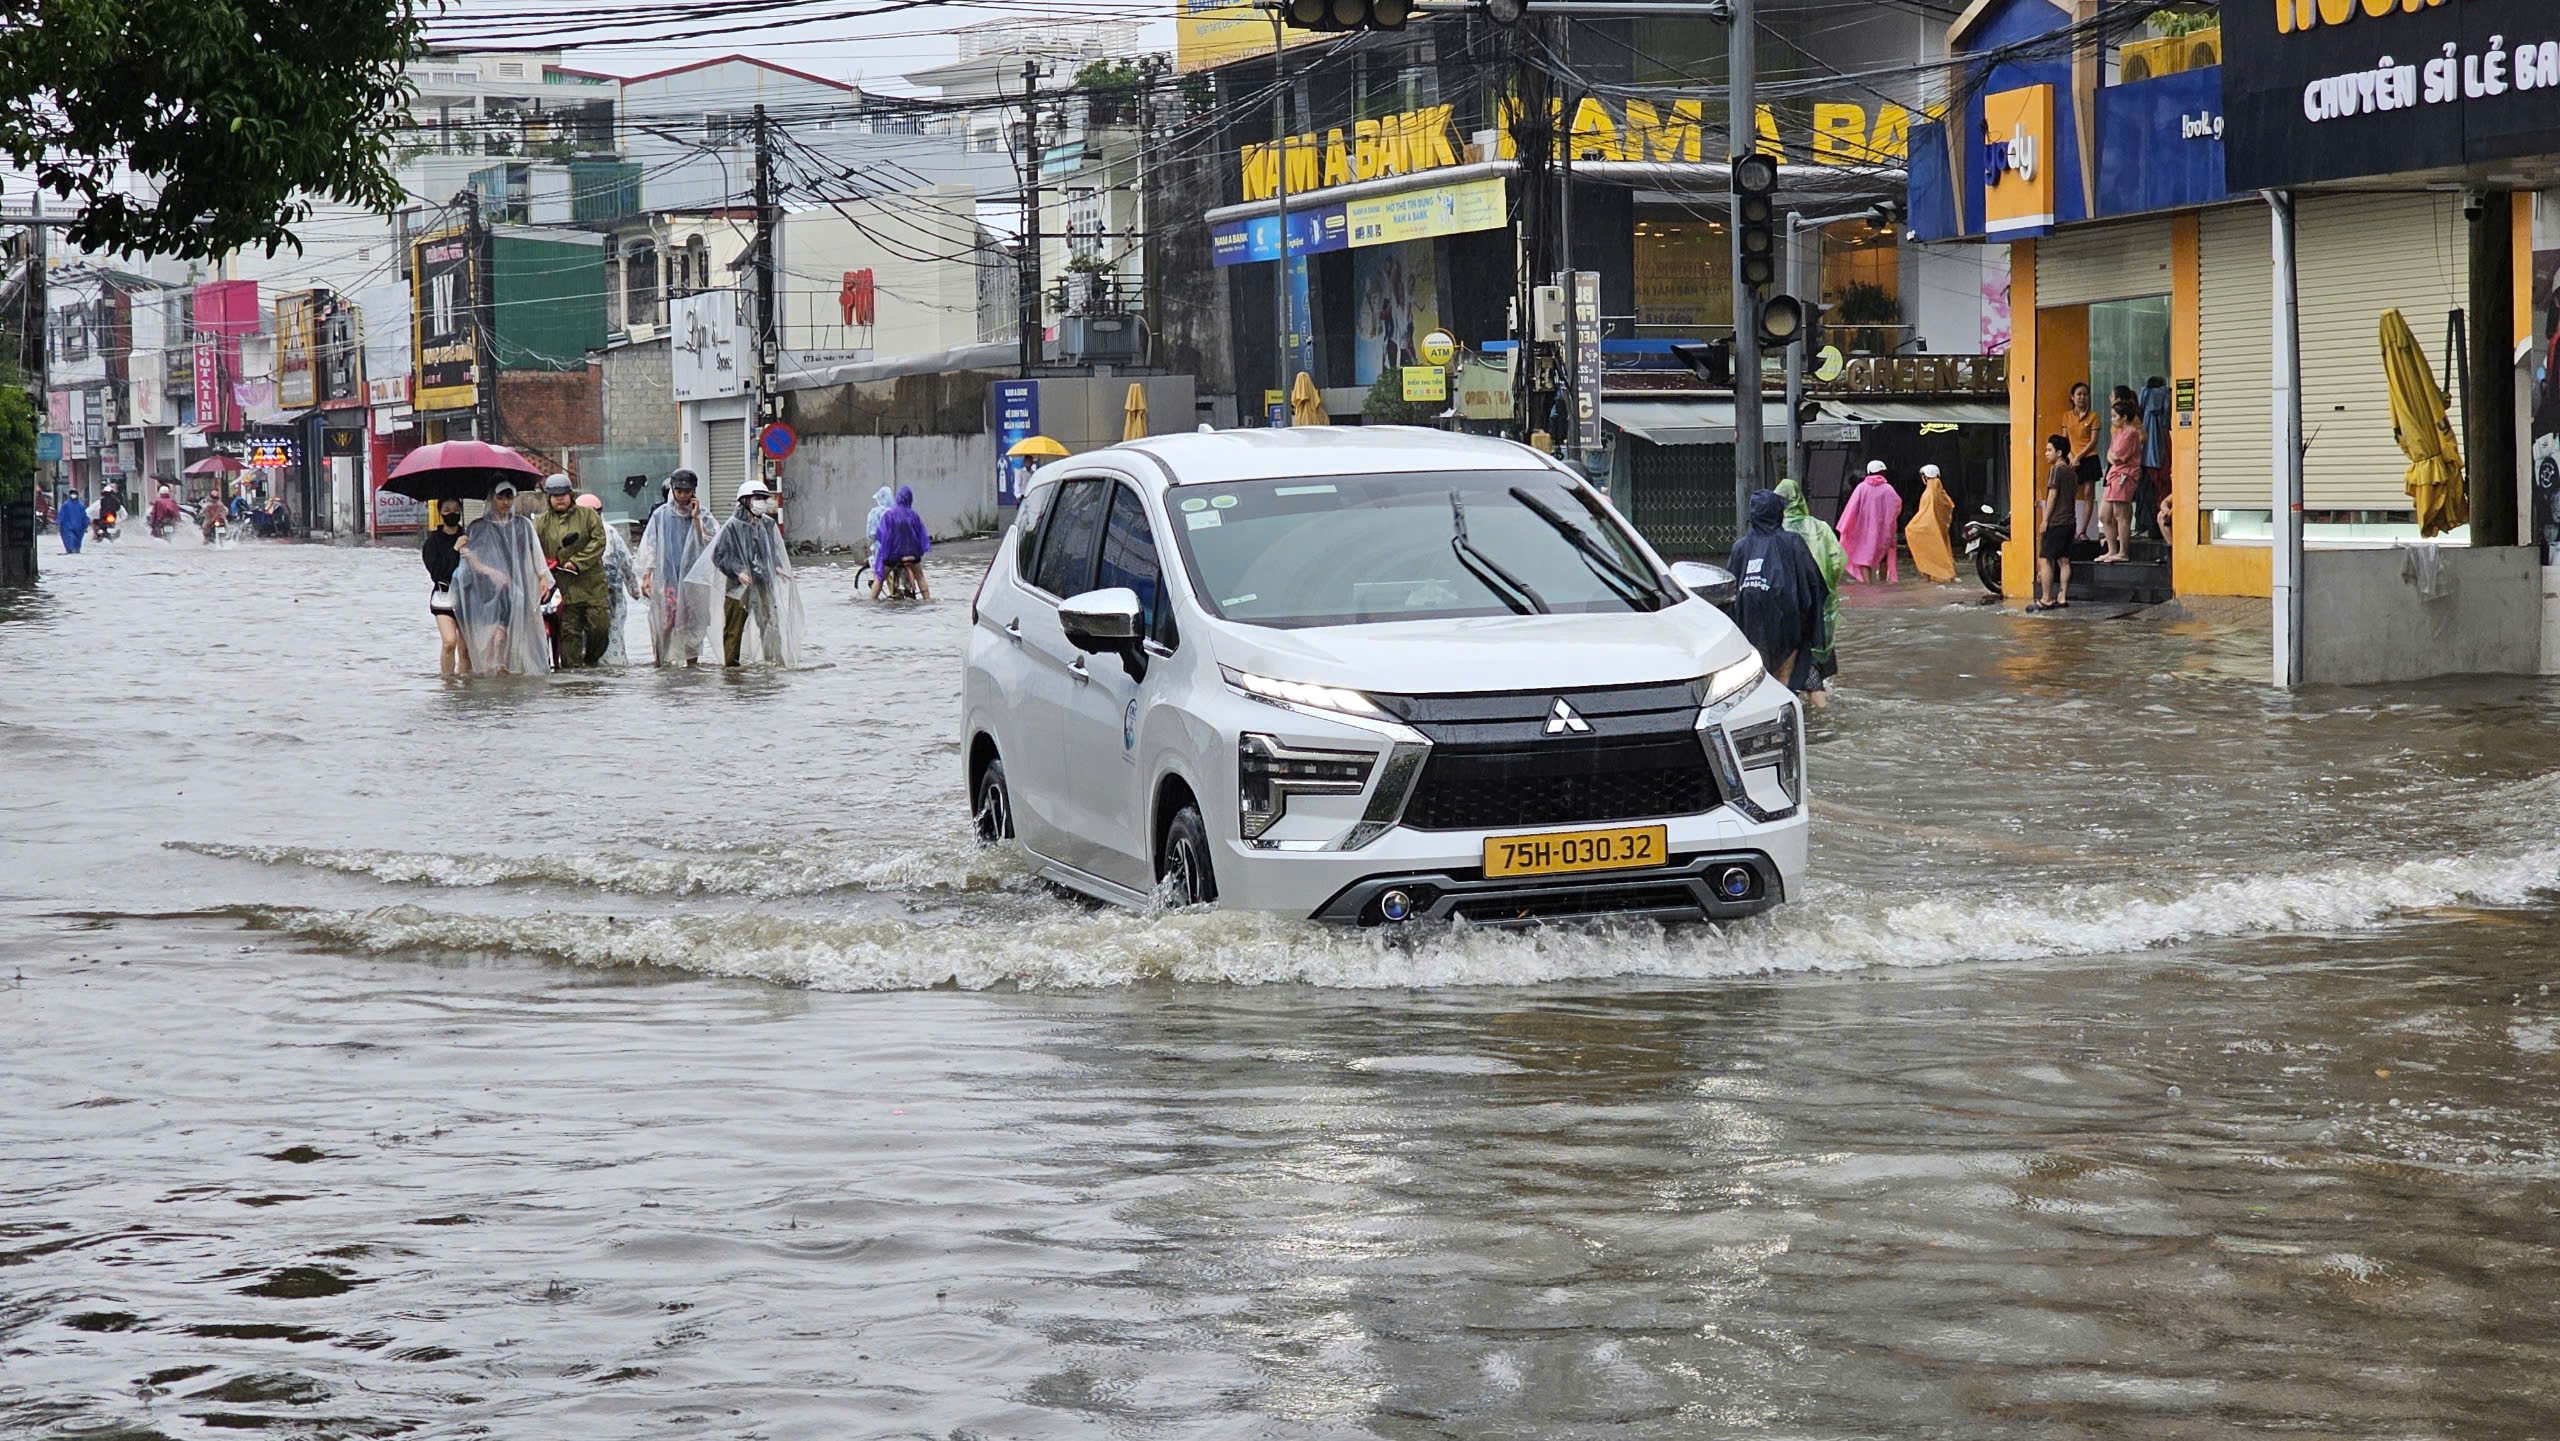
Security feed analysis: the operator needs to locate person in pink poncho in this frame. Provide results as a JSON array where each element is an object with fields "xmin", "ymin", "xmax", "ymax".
[{"xmin": 1835, "ymin": 460, "xmax": 1904, "ymax": 582}]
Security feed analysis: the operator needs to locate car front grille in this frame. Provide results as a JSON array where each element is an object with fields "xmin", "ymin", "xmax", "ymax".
[
  {"xmin": 1374, "ymin": 680, "xmax": 1719, "ymax": 833},
  {"xmin": 1399, "ymin": 734, "xmax": 1717, "ymax": 831}
]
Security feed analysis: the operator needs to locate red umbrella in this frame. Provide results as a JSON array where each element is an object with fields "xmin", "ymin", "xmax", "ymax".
[
  {"xmin": 185, "ymin": 454, "xmax": 245, "ymax": 476},
  {"xmin": 386, "ymin": 440, "xmax": 545, "ymax": 504}
]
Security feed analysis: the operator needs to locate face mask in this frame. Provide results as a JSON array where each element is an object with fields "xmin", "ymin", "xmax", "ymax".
[{"xmin": 753, "ymin": 497, "xmax": 774, "ymax": 516}]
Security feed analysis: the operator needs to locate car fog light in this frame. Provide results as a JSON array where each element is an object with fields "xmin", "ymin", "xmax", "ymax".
[
  {"xmin": 1715, "ymin": 866, "xmax": 1755, "ymax": 901},
  {"xmin": 1379, "ymin": 888, "xmax": 1415, "ymax": 923}
]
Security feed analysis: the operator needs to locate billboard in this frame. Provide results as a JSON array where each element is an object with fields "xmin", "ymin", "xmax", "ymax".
[
  {"xmin": 411, "ymin": 227, "xmax": 478, "ymax": 412},
  {"xmin": 275, "ymin": 291, "xmax": 318, "ymax": 411},
  {"xmin": 1177, "ymin": 0, "xmax": 1327, "ymax": 74},
  {"xmin": 317, "ymin": 294, "xmax": 363, "ymax": 405},
  {"xmin": 670, "ymin": 289, "xmax": 748, "ymax": 401}
]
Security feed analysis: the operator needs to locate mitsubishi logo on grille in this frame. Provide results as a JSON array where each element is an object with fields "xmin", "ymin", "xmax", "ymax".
[{"xmin": 1544, "ymin": 699, "xmax": 1592, "ymax": 736}]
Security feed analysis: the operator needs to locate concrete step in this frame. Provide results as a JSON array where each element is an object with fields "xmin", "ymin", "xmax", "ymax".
[{"xmin": 2069, "ymin": 557, "xmax": 2173, "ymax": 605}]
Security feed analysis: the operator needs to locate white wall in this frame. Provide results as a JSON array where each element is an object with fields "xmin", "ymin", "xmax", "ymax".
[
  {"xmin": 787, "ymin": 433, "xmax": 997, "ymax": 547},
  {"xmin": 776, "ymin": 192, "xmax": 996, "ymax": 360}
]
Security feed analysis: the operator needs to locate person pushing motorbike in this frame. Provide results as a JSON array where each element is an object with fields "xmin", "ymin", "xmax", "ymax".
[{"xmin": 534, "ymin": 472, "xmax": 610, "ymax": 668}]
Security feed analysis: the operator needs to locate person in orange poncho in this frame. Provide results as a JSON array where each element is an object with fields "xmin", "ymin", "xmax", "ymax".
[{"xmin": 1904, "ymin": 463, "xmax": 1957, "ymax": 582}]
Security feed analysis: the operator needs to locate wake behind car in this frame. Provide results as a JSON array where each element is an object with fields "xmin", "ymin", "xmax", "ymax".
[{"xmin": 961, "ymin": 427, "xmax": 1807, "ymax": 927}]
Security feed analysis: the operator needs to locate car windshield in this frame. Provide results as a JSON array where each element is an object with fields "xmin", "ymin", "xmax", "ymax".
[{"xmin": 1167, "ymin": 470, "xmax": 1678, "ymax": 629}]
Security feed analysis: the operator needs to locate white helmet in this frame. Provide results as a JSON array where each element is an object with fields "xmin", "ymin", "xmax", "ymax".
[{"xmin": 736, "ymin": 476, "xmax": 772, "ymax": 498}]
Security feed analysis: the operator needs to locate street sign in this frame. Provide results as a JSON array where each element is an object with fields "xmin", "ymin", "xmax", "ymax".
[
  {"xmin": 35, "ymin": 432, "xmax": 61, "ymax": 462},
  {"xmin": 758, "ymin": 422, "xmax": 797, "ymax": 461},
  {"xmin": 1265, "ymin": 388, "xmax": 1286, "ymax": 427},
  {"xmin": 1401, "ymin": 366, "xmax": 1447, "ymax": 403},
  {"xmin": 1418, "ymin": 329, "xmax": 1456, "ymax": 366}
]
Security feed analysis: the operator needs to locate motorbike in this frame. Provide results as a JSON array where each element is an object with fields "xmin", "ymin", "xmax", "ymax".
[
  {"xmin": 1960, "ymin": 504, "xmax": 2007, "ymax": 596},
  {"xmin": 90, "ymin": 513, "xmax": 120, "ymax": 544}
]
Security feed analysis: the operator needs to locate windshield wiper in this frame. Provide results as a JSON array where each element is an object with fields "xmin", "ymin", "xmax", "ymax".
[
  {"xmin": 1450, "ymin": 489, "xmax": 1546, "ymax": 615},
  {"xmin": 1508, "ymin": 486, "xmax": 1664, "ymax": 611}
]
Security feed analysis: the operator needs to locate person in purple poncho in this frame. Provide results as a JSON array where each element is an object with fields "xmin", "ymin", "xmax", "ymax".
[
  {"xmin": 870, "ymin": 484, "xmax": 932, "ymax": 601},
  {"xmin": 1835, "ymin": 460, "xmax": 1904, "ymax": 582}
]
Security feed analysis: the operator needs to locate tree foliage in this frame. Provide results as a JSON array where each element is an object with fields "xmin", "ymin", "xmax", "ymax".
[
  {"xmin": 0, "ymin": 383, "xmax": 34, "ymax": 503},
  {"xmin": 0, "ymin": 0, "xmax": 430, "ymax": 260}
]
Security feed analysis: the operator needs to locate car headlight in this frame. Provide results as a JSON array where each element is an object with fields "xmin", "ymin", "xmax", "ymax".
[
  {"xmin": 1239, "ymin": 733, "xmax": 1377, "ymax": 840},
  {"xmin": 1222, "ymin": 666, "xmax": 1386, "ymax": 719},
  {"xmin": 1703, "ymin": 653, "xmax": 1764, "ymax": 710}
]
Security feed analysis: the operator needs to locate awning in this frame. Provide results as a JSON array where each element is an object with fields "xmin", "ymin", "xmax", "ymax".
[
  {"xmin": 1605, "ymin": 399, "xmax": 1858, "ymax": 447},
  {"xmin": 1818, "ymin": 398, "xmax": 2011, "ymax": 426}
]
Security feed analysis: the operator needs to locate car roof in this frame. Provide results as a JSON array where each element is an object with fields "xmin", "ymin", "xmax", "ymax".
[{"xmin": 1087, "ymin": 426, "xmax": 1562, "ymax": 487}]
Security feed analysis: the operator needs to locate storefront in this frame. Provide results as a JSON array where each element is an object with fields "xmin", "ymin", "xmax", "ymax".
[{"xmin": 1910, "ymin": 0, "xmax": 2558, "ymax": 677}]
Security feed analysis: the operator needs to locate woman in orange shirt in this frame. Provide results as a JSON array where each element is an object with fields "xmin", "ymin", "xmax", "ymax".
[{"xmin": 2063, "ymin": 382, "xmax": 2099, "ymax": 541}]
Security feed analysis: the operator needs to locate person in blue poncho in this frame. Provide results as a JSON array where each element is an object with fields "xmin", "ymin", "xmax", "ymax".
[
  {"xmin": 870, "ymin": 483, "xmax": 931, "ymax": 601},
  {"xmin": 57, "ymin": 491, "xmax": 87, "ymax": 553},
  {"xmin": 1725, "ymin": 488, "xmax": 1830, "ymax": 694}
]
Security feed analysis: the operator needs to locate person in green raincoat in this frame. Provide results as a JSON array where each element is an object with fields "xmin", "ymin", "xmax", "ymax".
[{"xmin": 1777, "ymin": 479, "xmax": 1845, "ymax": 708}]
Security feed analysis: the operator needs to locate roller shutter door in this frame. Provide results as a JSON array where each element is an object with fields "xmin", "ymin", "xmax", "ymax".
[
  {"xmin": 2034, "ymin": 220, "xmax": 2175, "ymax": 307},
  {"xmin": 704, "ymin": 417, "xmax": 747, "ymax": 517},
  {"xmin": 2295, "ymin": 192, "xmax": 2469, "ymax": 511},
  {"xmin": 2196, "ymin": 206, "xmax": 2272, "ymax": 510},
  {"xmin": 2197, "ymin": 194, "xmax": 2470, "ymax": 513}
]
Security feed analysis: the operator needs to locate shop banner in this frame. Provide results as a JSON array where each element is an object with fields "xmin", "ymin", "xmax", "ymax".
[
  {"xmin": 317, "ymin": 295, "xmax": 363, "ymax": 406},
  {"xmin": 411, "ymin": 227, "xmax": 479, "ymax": 413},
  {"xmin": 2094, "ymin": 66, "xmax": 2231, "ymax": 217},
  {"xmin": 1211, "ymin": 204, "xmax": 1347, "ymax": 267},
  {"xmin": 1212, "ymin": 179, "xmax": 1505, "ymax": 269},
  {"xmin": 2224, "ymin": 0, "xmax": 2560, "ymax": 190},
  {"xmin": 1571, "ymin": 271, "xmax": 1602, "ymax": 458},
  {"xmin": 1345, "ymin": 177, "xmax": 1505, "ymax": 247},
  {"xmin": 994, "ymin": 380, "xmax": 1038, "ymax": 508}
]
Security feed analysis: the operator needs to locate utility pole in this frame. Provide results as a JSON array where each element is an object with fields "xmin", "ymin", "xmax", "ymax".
[
  {"xmin": 1018, "ymin": 61, "xmax": 1043, "ymax": 377},
  {"xmin": 1139, "ymin": 60, "xmax": 1161, "ymax": 367},
  {"xmin": 1728, "ymin": 0, "xmax": 1762, "ymax": 519},
  {"xmin": 1270, "ymin": 7, "xmax": 1290, "ymax": 421},
  {"xmin": 465, "ymin": 188, "xmax": 495, "ymax": 447},
  {"xmin": 2268, "ymin": 188, "xmax": 2303, "ymax": 690},
  {"xmin": 1511, "ymin": 17, "xmax": 1553, "ymax": 443},
  {"xmin": 1783, "ymin": 213, "xmax": 1805, "ymax": 486},
  {"xmin": 1557, "ymin": 25, "xmax": 1577, "ymax": 458},
  {"xmin": 752, "ymin": 103, "xmax": 777, "ymax": 430}
]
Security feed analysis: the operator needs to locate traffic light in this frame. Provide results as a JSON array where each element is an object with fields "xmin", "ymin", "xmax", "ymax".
[
  {"xmin": 1284, "ymin": 0, "xmax": 1411, "ymax": 30},
  {"xmin": 1732, "ymin": 151, "xmax": 1778, "ymax": 293},
  {"xmin": 1672, "ymin": 339, "xmax": 1734, "ymax": 387},
  {"xmin": 1757, "ymin": 296, "xmax": 1825, "ymax": 351}
]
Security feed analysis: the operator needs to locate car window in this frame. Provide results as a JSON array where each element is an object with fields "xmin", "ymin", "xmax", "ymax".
[
  {"xmin": 1095, "ymin": 483, "xmax": 1169, "ymax": 643},
  {"xmin": 1028, "ymin": 478, "xmax": 1106, "ymax": 597},
  {"xmin": 1011, "ymin": 478, "xmax": 1056, "ymax": 578},
  {"xmin": 1167, "ymin": 470, "xmax": 1676, "ymax": 629}
]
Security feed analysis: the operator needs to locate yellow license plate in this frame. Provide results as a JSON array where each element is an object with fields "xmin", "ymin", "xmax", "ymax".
[{"xmin": 1483, "ymin": 824, "xmax": 1669, "ymax": 879}]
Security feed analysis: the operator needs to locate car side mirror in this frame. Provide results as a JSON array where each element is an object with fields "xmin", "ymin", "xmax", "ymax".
[
  {"xmin": 1669, "ymin": 561, "xmax": 1740, "ymax": 607},
  {"xmin": 1060, "ymin": 586, "xmax": 1143, "ymax": 653}
]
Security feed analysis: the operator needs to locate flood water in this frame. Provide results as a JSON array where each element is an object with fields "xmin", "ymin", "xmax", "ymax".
[{"xmin": 6, "ymin": 534, "xmax": 2560, "ymax": 1439}]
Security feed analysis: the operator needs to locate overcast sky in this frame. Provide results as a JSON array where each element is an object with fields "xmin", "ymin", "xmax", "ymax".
[{"xmin": 429, "ymin": 0, "xmax": 1180, "ymax": 94}]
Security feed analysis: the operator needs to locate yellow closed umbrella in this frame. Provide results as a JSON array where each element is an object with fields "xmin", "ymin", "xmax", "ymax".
[
  {"xmin": 2379, "ymin": 307, "xmax": 2468, "ymax": 537},
  {"xmin": 1289, "ymin": 371, "xmax": 1327, "ymax": 427},
  {"xmin": 1122, "ymin": 382, "xmax": 1150, "ymax": 442}
]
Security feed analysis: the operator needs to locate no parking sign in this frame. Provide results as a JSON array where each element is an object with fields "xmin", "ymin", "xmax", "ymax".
[{"xmin": 759, "ymin": 423, "xmax": 797, "ymax": 461}]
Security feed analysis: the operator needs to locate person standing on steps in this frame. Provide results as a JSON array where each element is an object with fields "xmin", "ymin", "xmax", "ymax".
[
  {"xmin": 534, "ymin": 473, "xmax": 609, "ymax": 669},
  {"xmin": 2031, "ymin": 434, "xmax": 2076, "ymax": 612},
  {"xmin": 2098, "ymin": 396, "xmax": 2143, "ymax": 563},
  {"xmin": 2064, "ymin": 382, "xmax": 2100, "ymax": 541}
]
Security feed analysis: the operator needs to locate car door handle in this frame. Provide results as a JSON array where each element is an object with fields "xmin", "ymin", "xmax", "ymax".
[
  {"xmin": 1002, "ymin": 617, "xmax": 1022, "ymax": 643},
  {"xmin": 1068, "ymin": 656, "xmax": 1091, "ymax": 684}
]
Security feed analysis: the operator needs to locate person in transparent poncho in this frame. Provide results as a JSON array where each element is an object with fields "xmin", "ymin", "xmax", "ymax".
[
  {"xmin": 638, "ymin": 469, "xmax": 718, "ymax": 666},
  {"xmin": 576, "ymin": 492, "xmax": 642, "ymax": 665},
  {"xmin": 681, "ymin": 475, "xmax": 804, "ymax": 667},
  {"xmin": 451, "ymin": 480, "xmax": 554, "ymax": 675}
]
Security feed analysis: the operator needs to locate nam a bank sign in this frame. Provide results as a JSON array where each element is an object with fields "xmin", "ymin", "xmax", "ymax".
[{"xmin": 1240, "ymin": 95, "xmax": 1921, "ymax": 202}]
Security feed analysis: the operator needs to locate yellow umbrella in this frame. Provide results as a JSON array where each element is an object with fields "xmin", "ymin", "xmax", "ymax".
[
  {"xmin": 1288, "ymin": 371, "xmax": 1328, "ymax": 427},
  {"xmin": 1122, "ymin": 382, "xmax": 1149, "ymax": 442},
  {"xmin": 2379, "ymin": 307, "xmax": 2467, "ymax": 537},
  {"xmin": 1006, "ymin": 434, "xmax": 1068, "ymax": 460}
]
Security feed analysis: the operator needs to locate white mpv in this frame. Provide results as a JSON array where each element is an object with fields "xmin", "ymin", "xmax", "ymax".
[{"xmin": 961, "ymin": 428, "xmax": 1807, "ymax": 927}]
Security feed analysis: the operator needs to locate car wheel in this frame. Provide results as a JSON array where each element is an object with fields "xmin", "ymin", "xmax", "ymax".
[
  {"xmin": 973, "ymin": 757, "xmax": 1014, "ymax": 845},
  {"xmin": 1158, "ymin": 803, "xmax": 1218, "ymax": 908}
]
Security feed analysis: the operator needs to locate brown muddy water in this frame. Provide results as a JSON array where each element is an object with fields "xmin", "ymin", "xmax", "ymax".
[{"xmin": 3, "ymin": 534, "xmax": 2558, "ymax": 1439}]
